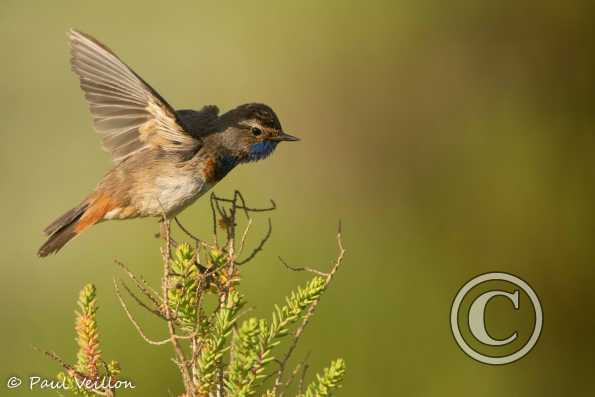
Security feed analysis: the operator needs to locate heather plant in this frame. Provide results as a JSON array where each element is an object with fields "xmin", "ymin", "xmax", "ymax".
[
  {"xmin": 40, "ymin": 284, "xmax": 123, "ymax": 397},
  {"xmin": 41, "ymin": 192, "xmax": 346, "ymax": 396}
]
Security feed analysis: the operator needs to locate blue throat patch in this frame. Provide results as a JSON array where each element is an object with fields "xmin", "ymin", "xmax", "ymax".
[
  {"xmin": 214, "ymin": 155, "xmax": 239, "ymax": 181},
  {"xmin": 245, "ymin": 141, "xmax": 278, "ymax": 162},
  {"xmin": 213, "ymin": 141, "xmax": 278, "ymax": 181}
]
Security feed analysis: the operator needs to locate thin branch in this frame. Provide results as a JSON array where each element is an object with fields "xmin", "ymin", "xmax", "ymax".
[
  {"xmin": 273, "ymin": 223, "xmax": 346, "ymax": 395},
  {"xmin": 237, "ymin": 218, "xmax": 253, "ymax": 257},
  {"xmin": 229, "ymin": 190, "xmax": 249, "ymax": 224},
  {"xmin": 212, "ymin": 193, "xmax": 276, "ymax": 213},
  {"xmin": 120, "ymin": 281, "xmax": 165, "ymax": 320},
  {"xmin": 237, "ymin": 218, "xmax": 272, "ymax": 265},
  {"xmin": 33, "ymin": 346, "xmax": 72, "ymax": 371},
  {"xmin": 278, "ymin": 257, "xmax": 329, "ymax": 277},
  {"xmin": 286, "ymin": 351, "xmax": 310, "ymax": 392},
  {"xmin": 114, "ymin": 278, "xmax": 171, "ymax": 346},
  {"xmin": 114, "ymin": 259, "xmax": 161, "ymax": 307},
  {"xmin": 210, "ymin": 192, "xmax": 220, "ymax": 246},
  {"xmin": 160, "ymin": 218, "xmax": 197, "ymax": 395},
  {"xmin": 175, "ymin": 216, "xmax": 201, "ymax": 245},
  {"xmin": 33, "ymin": 347, "xmax": 113, "ymax": 396},
  {"xmin": 298, "ymin": 358, "xmax": 310, "ymax": 396}
]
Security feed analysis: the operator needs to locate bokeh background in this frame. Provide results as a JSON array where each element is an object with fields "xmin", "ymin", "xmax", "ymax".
[{"xmin": 1, "ymin": 1, "xmax": 594, "ymax": 395}]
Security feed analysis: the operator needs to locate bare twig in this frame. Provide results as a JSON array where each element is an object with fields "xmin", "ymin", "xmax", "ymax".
[
  {"xmin": 237, "ymin": 218, "xmax": 253, "ymax": 256},
  {"xmin": 286, "ymin": 351, "xmax": 310, "ymax": 392},
  {"xmin": 209, "ymin": 192, "xmax": 221, "ymax": 246},
  {"xmin": 278, "ymin": 257, "xmax": 329, "ymax": 277},
  {"xmin": 231, "ymin": 190, "xmax": 250, "ymax": 221},
  {"xmin": 273, "ymin": 222, "xmax": 346, "ymax": 395},
  {"xmin": 298, "ymin": 358, "xmax": 310, "ymax": 396},
  {"xmin": 237, "ymin": 218, "xmax": 272, "ymax": 265},
  {"xmin": 114, "ymin": 278, "xmax": 171, "ymax": 346},
  {"xmin": 114, "ymin": 259, "xmax": 161, "ymax": 307},
  {"xmin": 175, "ymin": 217, "xmax": 201, "ymax": 245},
  {"xmin": 213, "ymin": 193, "xmax": 276, "ymax": 213},
  {"xmin": 120, "ymin": 281, "xmax": 165, "ymax": 320},
  {"xmin": 34, "ymin": 347, "xmax": 114, "ymax": 396}
]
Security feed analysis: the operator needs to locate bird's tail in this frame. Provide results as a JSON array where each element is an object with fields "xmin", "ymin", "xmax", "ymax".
[
  {"xmin": 38, "ymin": 192, "xmax": 118, "ymax": 257},
  {"xmin": 38, "ymin": 201, "xmax": 91, "ymax": 257}
]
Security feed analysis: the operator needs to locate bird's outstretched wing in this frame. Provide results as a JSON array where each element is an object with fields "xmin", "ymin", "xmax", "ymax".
[{"xmin": 69, "ymin": 29, "xmax": 199, "ymax": 163}]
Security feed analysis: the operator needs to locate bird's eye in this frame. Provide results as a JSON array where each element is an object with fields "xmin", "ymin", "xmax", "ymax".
[{"xmin": 251, "ymin": 127, "xmax": 263, "ymax": 137}]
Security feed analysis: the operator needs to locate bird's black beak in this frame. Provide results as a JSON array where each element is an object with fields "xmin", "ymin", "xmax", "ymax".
[{"xmin": 270, "ymin": 132, "xmax": 300, "ymax": 142}]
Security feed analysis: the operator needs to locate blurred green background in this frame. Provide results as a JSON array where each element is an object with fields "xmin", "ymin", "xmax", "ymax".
[{"xmin": 1, "ymin": 0, "xmax": 594, "ymax": 395}]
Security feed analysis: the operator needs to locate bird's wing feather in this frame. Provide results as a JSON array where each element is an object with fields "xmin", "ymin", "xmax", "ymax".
[{"xmin": 69, "ymin": 29, "xmax": 199, "ymax": 163}]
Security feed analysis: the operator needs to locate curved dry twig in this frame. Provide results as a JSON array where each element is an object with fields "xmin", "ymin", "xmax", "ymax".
[
  {"xmin": 237, "ymin": 218, "xmax": 272, "ymax": 265},
  {"xmin": 114, "ymin": 259, "xmax": 161, "ymax": 307},
  {"xmin": 113, "ymin": 278, "xmax": 171, "ymax": 346},
  {"xmin": 273, "ymin": 222, "xmax": 346, "ymax": 395},
  {"xmin": 278, "ymin": 257, "xmax": 329, "ymax": 277}
]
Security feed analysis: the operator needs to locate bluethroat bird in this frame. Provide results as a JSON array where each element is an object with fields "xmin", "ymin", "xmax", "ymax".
[{"xmin": 38, "ymin": 30, "xmax": 299, "ymax": 257}]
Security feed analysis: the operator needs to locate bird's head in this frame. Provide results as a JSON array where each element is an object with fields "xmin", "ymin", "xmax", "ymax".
[{"xmin": 215, "ymin": 103, "xmax": 299, "ymax": 162}]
